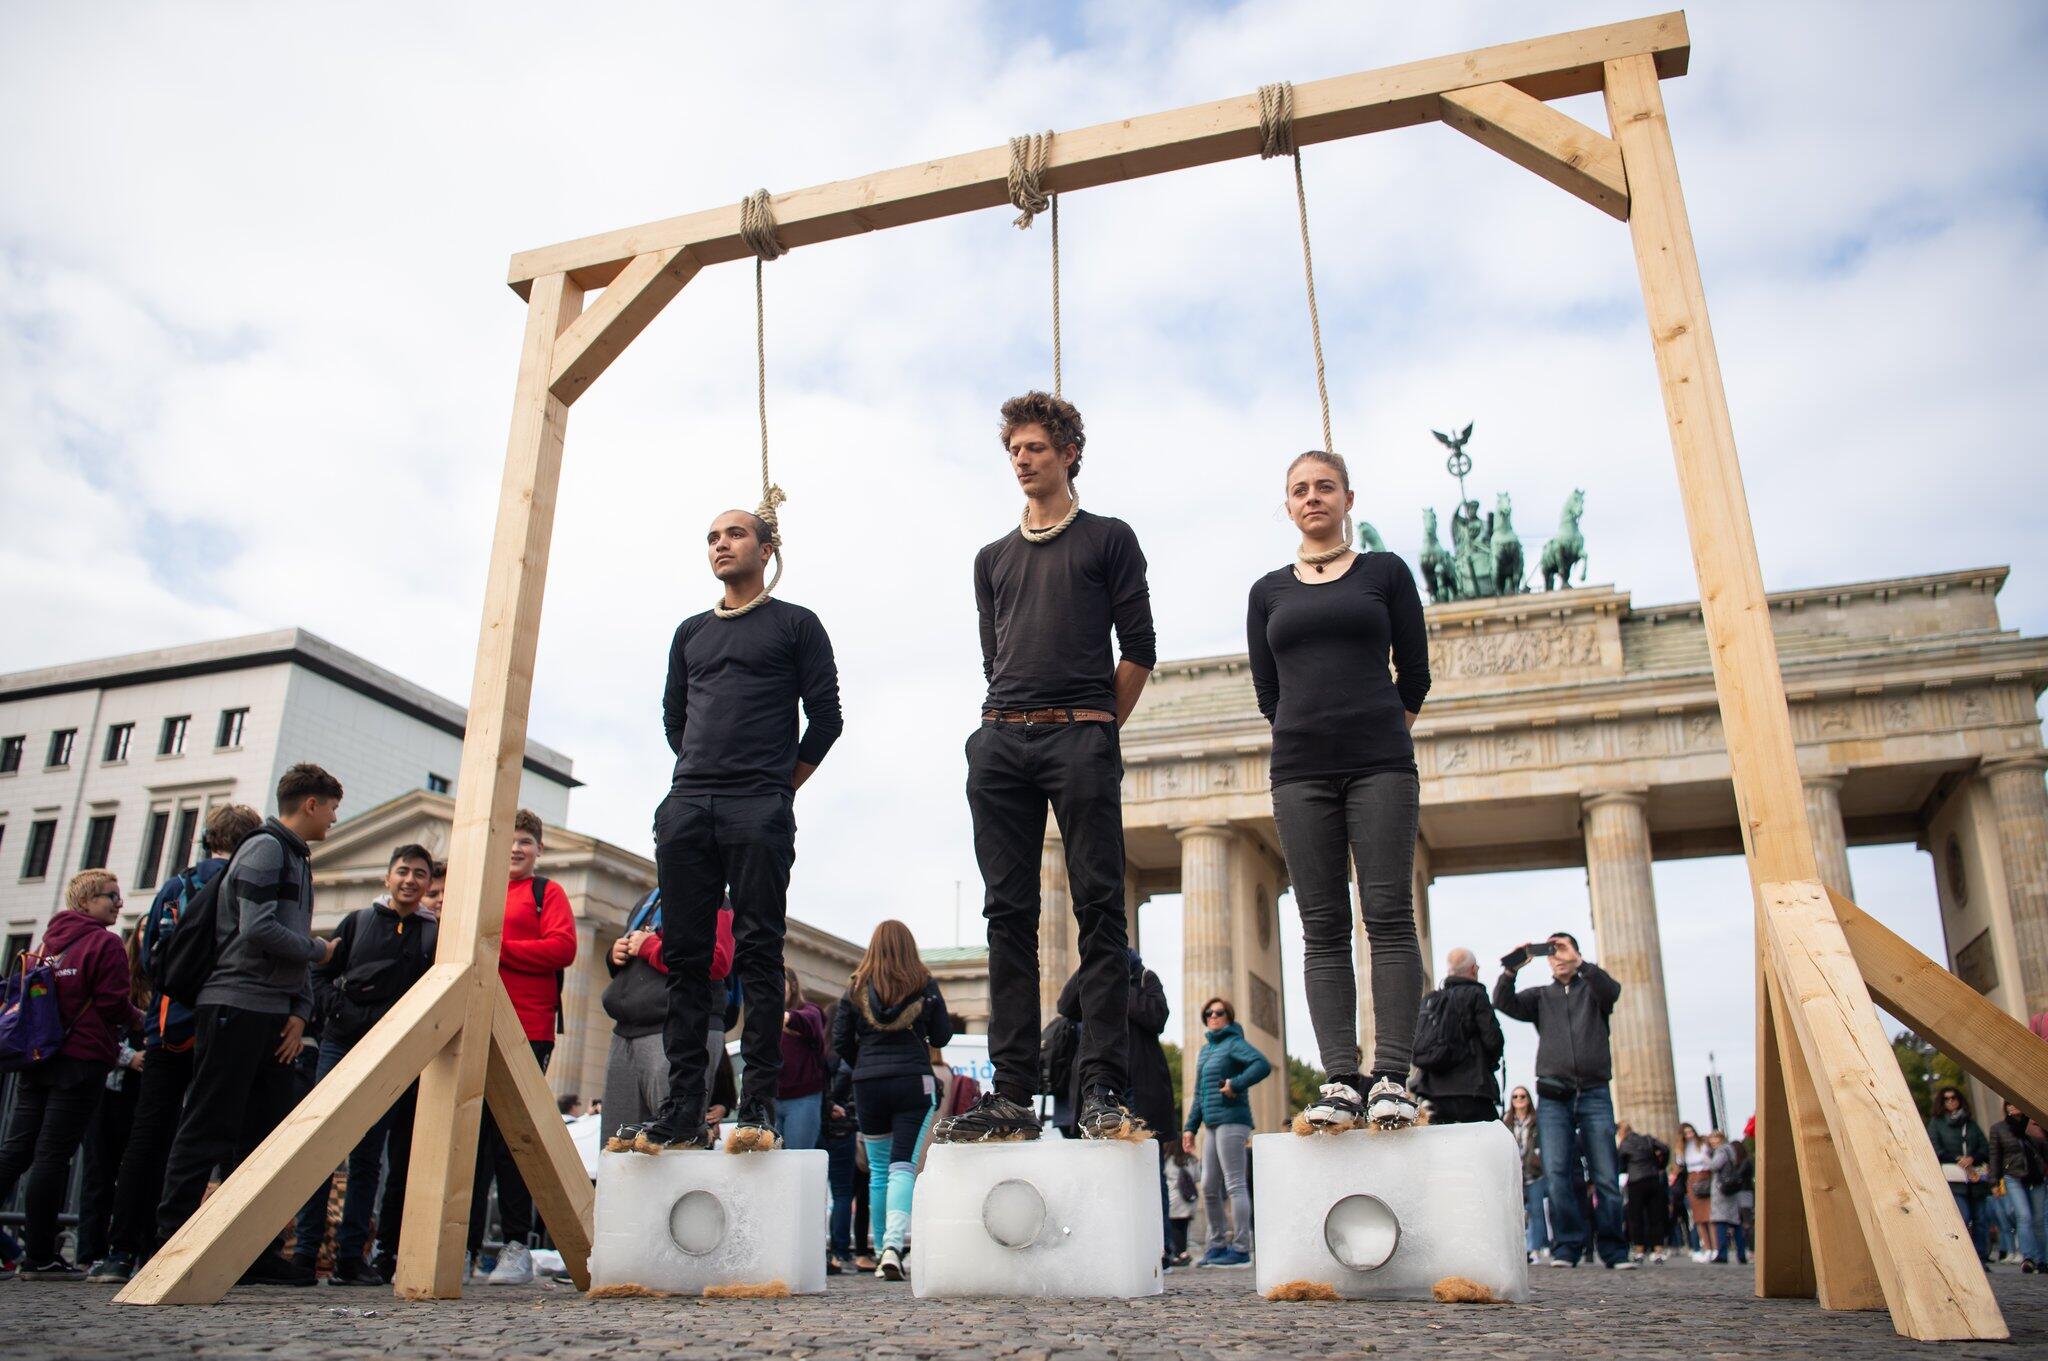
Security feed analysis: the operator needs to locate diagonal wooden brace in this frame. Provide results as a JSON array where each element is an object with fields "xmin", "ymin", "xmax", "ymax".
[
  {"xmin": 1439, "ymin": 81, "xmax": 1630, "ymax": 219},
  {"xmin": 548, "ymin": 246, "xmax": 701, "ymax": 405},
  {"xmin": 486, "ymin": 989, "xmax": 594, "ymax": 1289}
]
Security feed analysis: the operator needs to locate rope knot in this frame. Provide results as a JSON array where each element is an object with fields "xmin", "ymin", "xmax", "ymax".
[
  {"xmin": 1007, "ymin": 131, "xmax": 1053, "ymax": 228},
  {"xmin": 740, "ymin": 189, "xmax": 786, "ymax": 261},
  {"xmin": 1257, "ymin": 82, "xmax": 1297, "ymax": 160}
]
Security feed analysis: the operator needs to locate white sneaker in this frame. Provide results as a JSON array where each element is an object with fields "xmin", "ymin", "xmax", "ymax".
[
  {"xmin": 876, "ymin": 1246, "xmax": 904, "ymax": 1281},
  {"xmin": 486, "ymin": 1241, "xmax": 533, "ymax": 1285},
  {"xmin": 1302, "ymin": 1080, "xmax": 1364, "ymax": 1131},
  {"xmin": 1612, "ymin": 1260, "xmax": 1639, "ymax": 1271},
  {"xmin": 1365, "ymin": 1077, "xmax": 1419, "ymax": 1128}
]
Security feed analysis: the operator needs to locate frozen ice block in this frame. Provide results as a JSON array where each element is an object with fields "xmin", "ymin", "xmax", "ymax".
[
  {"xmin": 589, "ymin": 1148, "xmax": 827, "ymax": 1295},
  {"xmin": 909, "ymin": 1139, "xmax": 1163, "ymax": 1298},
  {"xmin": 1250, "ymin": 1121, "xmax": 1528, "ymax": 1301}
]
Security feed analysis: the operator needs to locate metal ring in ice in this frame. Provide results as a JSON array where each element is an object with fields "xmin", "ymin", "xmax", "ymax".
[
  {"xmin": 668, "ymin": 1188, "xmax": 728, "ymax": 1257},
  {"xmin": 981, "ymin": 1178, "xmax": 1048, "ymax": 1249},
  {"xmin": 1323, "ymin": 1193, "xmax": 1400, "ymax": 1270}
]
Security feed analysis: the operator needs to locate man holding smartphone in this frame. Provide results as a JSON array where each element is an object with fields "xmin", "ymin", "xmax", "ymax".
[{"xmin": 1493, "ymin": 932, "xmax": 1628, "ymax": 1270}]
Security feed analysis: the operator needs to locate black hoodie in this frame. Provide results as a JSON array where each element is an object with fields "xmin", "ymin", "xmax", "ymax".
[
  {"xmin": 830, "ymin": 977, "xmax": 953, "ymax": 1081},
  {"xmin": 314, "ymin": 897, "xmax": 438, "ymax": 1045}
]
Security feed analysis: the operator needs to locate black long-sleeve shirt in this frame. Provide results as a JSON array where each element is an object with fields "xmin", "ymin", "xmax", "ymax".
[
  {"xmin": 1246, "ymin": 551, "xmax": 1430, "ymax": 786},
  {"xmin": 662, "ymin": 598, "xmax": 843, "ymax": 796},
  {"xmin": 974, "ymin": 510, "xmax": 1156, "ymax": 712}
]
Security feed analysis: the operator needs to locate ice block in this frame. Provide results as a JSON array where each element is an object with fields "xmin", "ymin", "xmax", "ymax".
[
  {"xmin": 589, "ymin": 1148, "xmax": 828, "ymax": 1295},
  {"xmin": 909, "ymin": 1139, "xmax": 1163, "ymax": 1298},
  {"xmin": 1250, "ymin": 1121, "xmax": 1528, "ymax": 1301}
]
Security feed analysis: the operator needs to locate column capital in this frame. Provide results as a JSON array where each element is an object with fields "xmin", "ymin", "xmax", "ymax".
[
  {"xmin": 1981, "ymin": 752, "xmax": 2048, "ymax": 780},
  {"xmin": 1173, "ymin": 823, "xmax": 1234, "ymax": 845},
  {"xmin": 1581, "ymin": 788, "xmax": 1650, "ymax": 814}
]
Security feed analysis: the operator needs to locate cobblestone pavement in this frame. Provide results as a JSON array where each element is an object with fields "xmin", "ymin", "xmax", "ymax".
[{"xmin": 8, "ymin": 1258, "xmax": 2044, "ymax": 1359}]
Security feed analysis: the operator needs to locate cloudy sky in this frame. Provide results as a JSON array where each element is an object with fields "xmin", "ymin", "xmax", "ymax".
[{"xmin": 5, "ymin": 1, "xmax": 2045, "ymax": 1132}]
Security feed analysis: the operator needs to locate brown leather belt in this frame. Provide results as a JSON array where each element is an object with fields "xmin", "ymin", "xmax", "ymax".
[{"xmin": 982, "ymin": 707, "xmax": 1116, "ymax": 725}]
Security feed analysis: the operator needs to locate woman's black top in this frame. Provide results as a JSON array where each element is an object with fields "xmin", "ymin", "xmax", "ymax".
[
  {"xmin": 1246, "ymin": 551, "xmax": 1431, "ymax": 786},
  {"xmin": 829, "ymin": 977, "xmax": 953, "ymax": 1081}
]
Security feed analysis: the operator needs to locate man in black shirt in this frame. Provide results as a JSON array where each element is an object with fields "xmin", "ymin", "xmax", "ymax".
[
  {"xmin": 617, "ymin": 509, "xmax": 843, "ymax": 1153},
  {"xmin": 935, "ymin": 391, "xmax": 1157, "ymax": 1144}
]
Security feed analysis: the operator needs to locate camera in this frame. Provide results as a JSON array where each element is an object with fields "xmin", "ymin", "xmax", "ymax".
[{"xmin": 1501, "ymin": 941, "xmax": 1556, "ymax": 969}]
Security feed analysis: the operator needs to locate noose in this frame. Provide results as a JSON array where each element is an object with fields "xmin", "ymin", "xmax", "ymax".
[
  {"xmin": 1007, "ymin": 131, "xmax": 1081, "ymax": 545},
  {"xmin": 716, "ymin": 189, "xmax": 789, "ymax": 620}
]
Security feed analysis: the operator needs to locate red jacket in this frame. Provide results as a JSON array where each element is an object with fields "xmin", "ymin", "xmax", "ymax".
[
  {"xmin": 500, "ymin": 876, "xmax": 578, "ymax": 1042},
  {"xmin": 634, "ymin": 903, "xmax": 735, "ymax": 981},
  {"xmin": 41, "ymin": 909, "xmax": 139, "ymax": 1065}
]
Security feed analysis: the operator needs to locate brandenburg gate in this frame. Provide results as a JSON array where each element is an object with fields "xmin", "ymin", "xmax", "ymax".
[{"xmin": 1038, "ymin": 565, "xmax": 2048, "ymax": 1136}]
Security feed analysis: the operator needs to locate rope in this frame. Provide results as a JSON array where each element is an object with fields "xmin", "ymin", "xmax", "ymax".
[
  {"xmin": 1020, "ymin": 488, "xmax": 1082, "ymax": 544},
  {"xmin": 1008, "ymin": 131, "xmax": 1061, "ymax": 397},
  {"xmin": 1258, "ymin": 81, "xmax": 1334, "ymax": 461},
  {"xmin": 717, "ymin": 190, "xmax": 788, "ymax": 620}
]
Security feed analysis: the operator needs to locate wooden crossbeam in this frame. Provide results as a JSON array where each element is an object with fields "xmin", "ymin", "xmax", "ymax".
[
  {"xmin": 485, "ymin": 989, "xmax": 594, "ymax": 1289},
  {"xmin": 549, "ymin": 246, "xmax": 701, "ymax": 405},
  {"xmin": 505, "ymin": 12, "xmax": 1688, "ymax": 293},
  {"xmin": 1834, "ymin": 888, "xmax": 2048, "ymax": 1126},
  {"xmin": 114, "ymin": 967, "xmax": 469, "ymax": 1305},
  {"xmin": 1763, "ymin": 880, "xmax": 2004, "ymax": 1341},
  {"xmin": 1439, "ymin": 82, "xmax": 1629, "ymax": 219}
]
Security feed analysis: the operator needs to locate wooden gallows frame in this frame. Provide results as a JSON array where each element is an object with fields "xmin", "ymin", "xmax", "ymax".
[{"xmin": 119, "ymin": 11, "xmax": 2048, "ymax": 1339}]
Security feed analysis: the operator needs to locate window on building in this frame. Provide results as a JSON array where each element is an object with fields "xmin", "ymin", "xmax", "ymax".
[
  {"xmin": 136, "ymin": 809, "xmax": 171, "ymax": 892},
  {"xmin": 0, "ymin": 735, "xmax": 22, "ymax": 774},
  {"xmin": 427, "ymin": 772, "xmax": 451, "ymax": 795},
  {"xmin": 81, "ymin": 814, "xmax": 116, "ymax": 871},
  {"xmin": 104, "ymin": 722, "xmax": 134, "ymax": 763},
  {"xmin": 2, "ymin": 932, "xmax": 30, "ymax": 973},
  {"xmin": 169, "ymin": 805, "xmax": 201, "ymax": 873},
  {"xmin": 48, "ymin": 729, "xmax": 76, "ymax": 768},
  {"xmin": 21, "ymin": 819, "xmax": 57, "ymax": 879},
  {"xmin": 216, "ymin": 707, "xmax": 249, "ymax": 749},
  {"xmin": 160, "ymin": 715, "xmax": 189, "ymax": 756}
]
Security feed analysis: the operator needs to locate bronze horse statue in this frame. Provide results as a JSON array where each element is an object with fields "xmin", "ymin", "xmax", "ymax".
[
  {"xmin": 1540, "ymin": 488, "xmax": 1588, "ymax": 590},
  {"xmin": 1490, "ymin": 491, "xmax": 1527, "ymax": 595}
]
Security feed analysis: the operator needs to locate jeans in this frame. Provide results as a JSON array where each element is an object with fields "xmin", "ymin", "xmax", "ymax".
[
  {"xmin": 371, "ymin": 1082, "xmax": 418, "ymax": 1268},
  {"xmin": 292, "ymin": 1032, "xmax": 400, "ymax": 1265},
  {"xmin": 1271, "ymin": 770, "xmax": 1421, "ymax": 1080},
  {"xmin": 2004, "ymin": 1177, "xmax": 2048, "ymax": 1262},
  {"xmin": 825, "ymin": 1123, "xmax": 858, "ymax": 1257},
  {"xmin": 966, "ymin": 720, "xmax": 1130, "ymax": 1101},
  {"xmin": 1199, "ymin": 1121, "xmax": 1253, "ymax": 1254},
  {"xmin": 468, "ymin": 1040, "xmax": 553, "ymax": 1252},
  {"xmin": 1950, "ymin": 1185, "xmax": 1991, "ymax": 1262},
  {"xmin": 654, "ymin": 791, "xmax": 795, "ymax": 1124},
  {"xmin": 1523, "ymin": 1179, "xmax": 1550, "ymax": 1253},
  {"xmin": 776, "ymin": 1091, "xmax": 823, "ymax": 1151},
  {"xmin": 1536, "ymin": 1084, "xmax": 1626, "ymax": 1266},
  {"xmin": 0, "ymin": 1056, "xmax": 109, "ymax": 1263},
  {"xmin": 601, "ymin": 1031, "xmax": 670, "ymax": 1144},
  {"xmin": 156, "ymin": 1005, "xmax": 301, "ymax": 1249},
  {"xmin": 75, "ymin": 1065, "xmax": 140, "ymax": 1264},
  {"xmin": 855, "ymin": 1072, "xmax": 936, "ymax": 1251},
  {"xmin": 108, "ymin": 1045, "xmax": 193, "ymax": 1258}
]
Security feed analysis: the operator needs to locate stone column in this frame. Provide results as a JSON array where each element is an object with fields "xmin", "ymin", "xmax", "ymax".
[
  {"xmin": 1581, "ymin": 791, "xmax": 1681, "ymax": 1142},
  {"xmin": 1037, "ymin": 831, "xmax": 1072, "ymax": 1022},
  {"xmin": 1981, "ymin": 754, "xmax": 2048, "ymax": 1018},
  {"xmin": 1178, "ymin": 824, "xmax": 1234, "ymax": 1116},
  {"xmin": 1802, "ymin": 774, "xmax": 1856, "ymax": 900}
]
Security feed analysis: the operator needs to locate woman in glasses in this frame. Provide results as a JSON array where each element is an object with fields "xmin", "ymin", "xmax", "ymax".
[
  {"xmin": 1504, "ymin": 1087, "xmax": 1547, "ymax": 1260},
  {"xmin": 1928, "ymin": 1084, "xmax": 1993, "ymax": 1262},
  {"xmin": 1180, "ymin": 997, "xmax": 1271, "ymax": 1267}
]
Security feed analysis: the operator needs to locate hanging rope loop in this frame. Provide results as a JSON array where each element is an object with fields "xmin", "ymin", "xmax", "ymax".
[
  {"xmin": 1259, "ymin": 80, "xmax": 1335, "ymax": 461},
  {"xmin": 1007, "ymin": 130, "xmax": 1062, "ymax": 397},
  {"xmin": 717, "ymin": 190, "xmax": 788, "ymax": 620}
]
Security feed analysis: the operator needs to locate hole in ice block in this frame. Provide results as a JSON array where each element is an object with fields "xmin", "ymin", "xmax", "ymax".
[
  {"xmin": 668, "ymin": 1188, "xmax": 728, "ymax": 1257},
  {"xmin": 982, "ymin": 1178, "xmax": 1047, "ymax": 1249},
  {"xmin": 1323, "ymin": 1193, "xmax": 1399, "ymax": 1271}
]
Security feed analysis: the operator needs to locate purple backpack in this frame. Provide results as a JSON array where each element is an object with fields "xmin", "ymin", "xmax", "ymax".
[{"xmin": 0, "ymin": 947, "xmax": 67, "ymax": 1071}]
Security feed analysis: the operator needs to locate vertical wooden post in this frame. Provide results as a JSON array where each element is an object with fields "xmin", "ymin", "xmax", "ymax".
[{"xmin": 394, "ymin": 271, "xmax": 583, "ymax": 1299}]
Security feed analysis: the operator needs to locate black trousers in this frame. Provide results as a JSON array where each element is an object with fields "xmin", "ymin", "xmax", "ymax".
[
  {"xmin": 1625, "ymin": 1173, "xmax": 1666, "ymax": 1248},
  {"xmin": 468, "ymin": 1041, "xmax": 553, "ymax": 1252},
  {"xmin": 966, "ymin": 720, "xmax": 1130, "ymax": 1100},
  {"xmin": 0, "ymin": 1056, "xmax": 109, "ymax": 1264},
  {"xmin": 653, "ymin": 790, "xmax": 795, "ymax": 1123},
  {"xmin": 373, "ymin": 1081, "xmax": 419, "ymax": 1266},
  {"xmin": 109, "ymin": 1045, "xmax": 194, "ymax": 1258},
  {"xmin": 75, "ymin": 1065, "xmax": 140, "ymax": 1264},
  {"xmin": 1427, "ymin": 1095, "xmax": 1500, "ymax": 1125},
  {"xmin": 155, "ymin": 1005, "xmax": 300, "ymax": 1249}
]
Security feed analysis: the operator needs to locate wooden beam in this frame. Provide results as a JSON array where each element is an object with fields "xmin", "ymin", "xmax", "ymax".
[
  {"xmin": 506, "ymin": 12, "xmax": 1689, "ymax": 292},
  {"xmin": 1439, "ymin": 82, "xmax": 1629, "ymax": 220},
  {"xmin": 486, "ymin": 991, "xmax": 594, "ymax": 1290},
  {"xmin": 395, "ymin": 270, "xmax": 583, "ymax": 1301},
  {"xmin": 548, "ymin": 246, "xmax": 701, "ymax": 405},
  {"xmin": 1754, "ymin": 952, "xmax": 1817, "ymax": 1299},
  {"xmin": 1764, "ymin": 880, "xmax": 2005, "ymax": 1341},
  {"xmin": 114, "ymin": 968, "xmax": 468, "ymax": 1305},
  {"xmin": 1834, "ymin": 888, "xmax": 2048, "ymax": 1127}
]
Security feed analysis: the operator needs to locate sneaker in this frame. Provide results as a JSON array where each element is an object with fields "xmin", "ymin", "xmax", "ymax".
[
  {"xmin": 17, "ymin": 1259, "xmax": 85, "ymax": 1281},
  {"xmin": 238, "ymin": 1252, "xmax": 316, "ymax": 1287},
  {"xmin": 1076, "ymin": 1087, "xmax": 1150, "ymax": 1142},
  {"xmin": 1302, "ymin": 1078, "xmax": 1366, "ymax": 1132},
  {"xmin": 331, "ymin": 1256, "xmax": 383, "ymax": 1287},
  {"xmin": 2023, "ymin": 1258, "xmax": 2037, "ymax": 1274},
  {"xmin": 610, "ymin": 1117, "xmax": 714, "ymax": 1153},
  {"xmin": 1611, "ymin": 1260, "xmax": 1638, "ymax": 1271},
  {"xmin": 725, "ymin": 1104, "xmax": 782, "ymax": 1154},
  {"xmin": 933, "ymin": 1092, "xmax": 1041, "ymax": 1143},
  {"xmin": 486, "ymin": 1242, "xmax": 534, "ymax": 1285},
  {"xmin": 877, "ymin": 1246, "xmax": 904, "ymax": 1281},
  {"xmin": 1196, "ymin": 1246, "xmax": 1228, "ymax": 1267},
  {"xmin": 1365, "ymin": 1076, "xmax": 1420, "ymax": 1129},
  {"xmin": 85, "ymin": 1253, "xmax": 136, "ymax": 1284},
  {"xmin": 1211, "ymin": 1248, "xmax": 1252, "ymax": 1268},
  {"xmin": 1547, "ymin": 1256, "xmax": 1577, "ymax": 1268}
]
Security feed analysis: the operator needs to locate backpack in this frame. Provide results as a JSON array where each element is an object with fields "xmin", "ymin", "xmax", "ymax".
[
  {"xmin": 0, "ymin": 946, "xmax": 68, "ymax": 1071},
  {"xmin": 142, "ymin": 866, "xmax": 206, "ymax": 991},
  {"xmin": 1714, "ymin": 1156, "xmax": 1743, "ymax": 1195},
  {"xmin": 1411, "ymin": 985, "xmax": 1475, "ymax": 1073},
  {"xmin": 1039, "ymin": 1014, "xmax": 1078, "ymax": 1099},
  {"xmin": 530, "ymin": 875, "xmax": 566, "ymax": 1034},
  {"xmin": 156, "ymin": 828, "xmax": 281, "ymax": 1008}
]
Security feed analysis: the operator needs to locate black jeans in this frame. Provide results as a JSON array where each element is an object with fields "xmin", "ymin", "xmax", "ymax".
[
  {"xmin": 653, "ymin": 790, "xmax": 795, "ymax": 1123},
  {"xmin": 1625, "ymin": 1174, "xmax": 1666, "ymax": 1250},
  {"xmin": 468, "ymin": 1041, "xmax": 553, "ymax": 1252},
  {"xmin": 373, "ymin": 1082, "xmax": 419, "ymax": 1266},
  {"xmin": 75, "ymin": 1065, "xmax": 140, "ymax": 1264},
  {"xmin": 1428, "ymin": 1095, "xmax": 1499, "ymax": 1125},
  {"xmin": 109, "ymin": 1045, "xmax": 194, "ymax": 1258},
  {"xmin": 966, "ymin": 720, "xmax": 1130, "ymax": 1100},
  {"xmin": 155, "ymin": 1005, "xmax": 301, "ymax": 1250},
  {"xmin": 0, "ymin": 1056, "xmax": 109, "ymax": 1263}
]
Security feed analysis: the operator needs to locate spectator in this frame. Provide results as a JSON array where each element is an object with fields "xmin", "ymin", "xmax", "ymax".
[
  {"xmin": 830, "ymin": 920, "xmax": 952, "ymax": 1282},
  {"xmin": 154, "ymin": 764, "xmax": 343, "ymax": 1286},
  {"xmin": 1164, "ymin": 1145, "xmax": 1198, "ymax": 1267},
  {"xmin": 600, "ymin": 890, "xmax": 734, "ymax": 1149},
  {"xmin": 1614, "ymin": 1119, "xmax": 1670, "ymax": 1263},
  {"xmin": 469, "ymin": 809, "xmax": 577, "ymax": 1286},
  {"xmin": 777, "ymin": 968, "xmax": 830, "ymax": 1151},
  {"xmin": 89, "ymin": 803, "xmax": 261, "ymax": 1284},
  {"xmin": 74, "ymin": 933, "xmax": 148, "ymax": 1270},
  {"xmin": 1677, "ymin": 1122, "xmax": 1712, "ymax": 1259},
  {"xmin": 821, "ymin": 1040, "xmax": 859, "ymax": 1274},
  {"xmin": 0, "ymin": 869, "xmax": 137, "ymax": 1277},
  {"xmin": 1706, "ymin": 1130, "xmax": 1746, "ymax": 1263},
  {"xmin": 1182, "ymin": 997, "xmax": 1271, "ymax": 1268},
  {"xmin": 1986, "ymin": 1100, "xmax": 2048, "ymax": 1272},
  {"xmin": 1666, "ymin": 1164, "xmax": 1692, "ymax": 1254},
  {"xmin": 1412, "ymin": 947, "xmax": 1504, "ymax": 1124},
  {"xmin": 418, "ymin": 861, "xmax": 447, "ymax": 923},
  {"xmin": 1055, "ymin": 949, "xmax": 1175, "ymax": 1142},
  {"xmin": 1505, "ymin": 1086, "xmax": 1547, "ymax": 1262},
  {"xmin": 1493, "ymin": 932, "xmax": 1630, "ymax": 1269},
  {"xmin": 1927, "ymin": 1084, "xmax": 1993, "ymax": 1263}
]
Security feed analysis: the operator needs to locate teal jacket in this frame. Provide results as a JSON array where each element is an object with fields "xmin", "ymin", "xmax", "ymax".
[{"xmin": 1184, "ymin": 1023, "xmax": 1272, "ymax": 1132}]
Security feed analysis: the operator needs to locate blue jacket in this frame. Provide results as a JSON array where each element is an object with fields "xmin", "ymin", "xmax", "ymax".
[
  {"xmin": 1184, "ymin": 1022, "xmax": 1272, "ymax": 1132},
  {"xmin": 140, "ymin": 857, "xmax": 226, "ymax": 1050}
]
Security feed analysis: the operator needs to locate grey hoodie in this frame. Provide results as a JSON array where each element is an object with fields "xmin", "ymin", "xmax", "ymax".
[{"xmin": 197, "ymin": 817, "xmax": 322, "ymax": 1019}]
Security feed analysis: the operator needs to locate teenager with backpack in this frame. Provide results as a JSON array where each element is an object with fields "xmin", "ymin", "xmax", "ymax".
[
  {"xmin": 1411, "ymin": 947, "xmax": 1505, "ymax": 1124},
  {"xmin": 0, "ymin": 870, "xmax": 136, "ymax": 1278},
  {"xmin": 286, "ymin": 843, "xmax": 438, "ymax": 1284},
  {"xmin": 85, "ymin": 804, "xmax": 261, "ymax": 1284}
]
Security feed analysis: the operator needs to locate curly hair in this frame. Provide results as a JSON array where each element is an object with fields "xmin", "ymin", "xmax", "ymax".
[
  {"xmin": 513, "ymin": 808, "xmax": 546, "ymax": 847},
  {"xmin": 999, "ymin": 391, "xmax": 1086, "ymax": 483}
]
